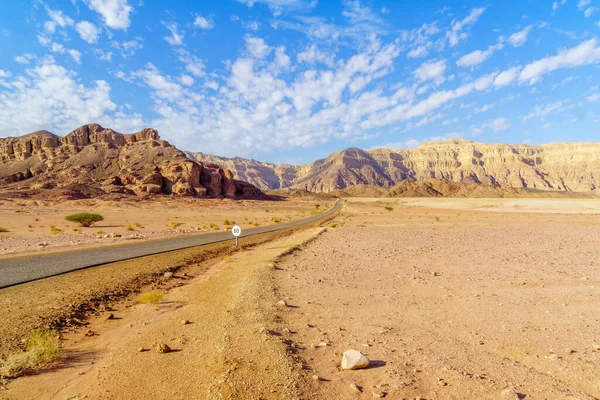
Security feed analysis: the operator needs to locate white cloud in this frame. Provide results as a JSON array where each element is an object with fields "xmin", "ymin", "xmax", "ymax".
[
  {"xmin": 446, "ymin": 8, "xmax": 485, "ymax": 46},
  {"xmin": 587, "ymin": 93, "xmax": 600, "ymax": 101},
  {"xmin": 84, "ymin": 0, "xmax": 133, "ymax": 30},
  {"xmin": 508, "ymin": 25, "xmax": 533, "ymax": 47},
  {"xmin": 177, "ymin": 50, "xmax": 205, "ymax": 77},
  {"xmin": 46, "ymin": 7, "xmax": 74, "ymax": 28},
  {"xmin": 553, "ymin": 2, "xmax": 558, "ymax": 10},
  {"xmin": 235, "ymin": 0, "xmax": 317, "ymax": 16},
  {"xmin": 0, "ymin": 70, "xmax": 11, "ymax": 78},
  {"xmin": 407, "ymin": 43, "xmax": 431, "ymax": 58},
  {"xmin": 76, "ymin": 21, "xmax": 100, "ymax": 43},
  {"xmin": 297, "ymin": 44, "xmax": 335, "ymax": 66},
  {"xmin": 488, "ymin": 117, "xmax": 510, "ymax": 132},
  {"xmin": 578, "ymin": 0, "xmax": 591, "ymax": 10},
  {"xmin": 94, "ymin": 49, "xmax": 112, "ymax": 61},
  {"xmin": 584, "ymin": 6, "xmax": 598, "ymax": 17},
  {"xmin": 519, "ymin": 38, "xmax": 600, "ymax": 84},
  {"xmin": 0, "ymin": 61, "xmax": 118, "ymax": 136},
  {"xmin": 111, "ymin": 39, "xmax": 143, "ymax": 57},
  {"xmin": 245, "ymin": 36, "xmax": 272, "ymax": 58},
  {"xmin": 68, "ymin": 49, "xmax": 82, "ymax": 63},
  {"xmin": 14, "ymin": 53, "xmax": 35, "ymax": 65},
  {"xmin": 523, "ymin": 101, "xmax": 569, "ymax": 121},
  {"xmin": 194, "ymin": 15, "xmax": 215, "ymax": 30},
  {"xmin": 543, "ymin": 122, "xmax": 552, "ymax": 128},
  {"xmin": 494, "ymin": 66, "xmax": 520, "ymax": 87},
  {"xmin": 414, "ymin": 59, "xmax": 446, "ymax": 84},
  {"xmin": 163, "ymin": 22, "xmax": 184, "ymax": 46},
  {"xmin": 457, "ymin": 42, "xmax": 503, "ymax": 68},
  {"xmin": 179, "ymin": 74, "xmax": 194, "ymax": 86}
]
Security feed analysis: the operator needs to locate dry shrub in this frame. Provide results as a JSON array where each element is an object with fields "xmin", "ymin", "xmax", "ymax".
[
  {"xmin": 0, "ymin": 329, "xmax": 61, "ymax": 378},
  {"xmin": 137, "ymin": 290, "xmax": 163, "ymax": 304}
]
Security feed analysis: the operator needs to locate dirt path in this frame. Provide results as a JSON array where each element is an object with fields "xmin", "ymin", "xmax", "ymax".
[
  {"xmin": 272, "ymin": 201, "xmax": 600, "ymax": 399},
  {"xmin": 2, "ymin": 229, "xmax": 324, "ymax": 400}
]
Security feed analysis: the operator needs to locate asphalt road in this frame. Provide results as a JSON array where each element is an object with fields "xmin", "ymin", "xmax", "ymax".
[{"xmin": 0, "ymin": 200, "xmax": 340, "ymax": 289}]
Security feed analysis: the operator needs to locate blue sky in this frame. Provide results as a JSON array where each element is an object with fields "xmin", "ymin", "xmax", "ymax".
[{"xmin": 0, "ymin": 0, "xmax": 600, "ymax": 164}]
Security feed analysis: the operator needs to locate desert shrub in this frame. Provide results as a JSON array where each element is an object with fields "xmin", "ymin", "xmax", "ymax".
[
  {"xmin": 435, "ymin": 216, "xmax": 440, "ymax": 222},
  {"xmin": 223, "ymin": 218, "xmax": 235, "ymax": 226},
  {"xmin": 271, "ymin": 217, "xmax": 282, "ymax": 223},
  {"xmin": 134, "ymin": 222, "xmax": 143, "ymax": 228},
  {"xmin": 384, "ymin": 206, "xmax": 394, "ymax": 212},
  {"xmin": 126, "ymin": 225, "xmax": 135, "ymax": 231},
  {"xmin": 315, "ymin": 204, "xmax": 321, "ymax": 210},
  {"xmin": 49, "ymin": 226, "xmax": 61, "ymax": 234},
  {"xmin": 209, "ymin": 223, "xmax": 219, "ymax": 230},
  {"xmin": 0, "ymin": 227, "xmax": 9, "ymax": 233},
  {"xmin": 65, "ymin": 213, "xmax": 104, "ymax": 227},
  {"xmin": 170, "ymin": 221, "xmax": 182, "ymax": 229},
  {"xmin": 0, "ymin": 329, "xmax": 61, "ymax": 378},
  {"xmin": 137, "ymin": 290, "xmax": 163, "ymax": 304}
]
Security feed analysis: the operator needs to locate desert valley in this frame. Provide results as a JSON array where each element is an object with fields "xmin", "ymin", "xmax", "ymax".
[{"xmin": 0, "ymin": 124, "xmax": 599, "ymax": 400}]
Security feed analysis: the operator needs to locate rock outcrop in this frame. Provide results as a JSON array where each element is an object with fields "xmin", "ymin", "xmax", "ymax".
[
  {"xmin": 190, "ymin": 139, "xmax": 600, "ymax": 193},
  {"xmin": 0, "ymin": 124, "xmax": 263, "ymax": 199}
]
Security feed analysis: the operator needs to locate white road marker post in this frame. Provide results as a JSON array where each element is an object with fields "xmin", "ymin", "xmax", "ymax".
[{"xmin": 232, "ymin": 225, "xmax": 241, "ymax": 247}]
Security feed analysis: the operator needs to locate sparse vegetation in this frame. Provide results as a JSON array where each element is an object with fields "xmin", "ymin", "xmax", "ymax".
[
  {"xmin": 384, "ymin": 206, "xmax": 394, "ymax": 212},
  {"xmin": 170, "ymin": 221, "xmax": 183, "ymax": 229},
  {"xmin": 0, "ymin": 329, "xmax": 61, "ymax": 378},
  {"xmin": 96, "ymin": 230, "xmax": 105, "ymax": 234},
  {"xmin": 209, "ymin": 223, "xmax": 219, "ymax": 230},
  {"xmin": 0, "ymin": 227, "xmax": 9, "ymax": 233},
  {"xmin": 435, "ymin": 216, "xmax": 440, "ymax": 222},
  {"xmin": 134, "ymin": 222, "xmax": 144, "ymax": 228},
  {"xmin": 223, "ymin": 218, "xmax": 235, "ymax": 226},
  {"xmin": 49, "ymin": 226, "xmax": 61, "ymax": 234},
  {"xmin": 65, "ymin": 213, "xmax": 104, "ymax": 227},
  {"xmin": 137, "ymin": 290, "xmax": 163, "ymax": 304},
  {"xmin": 271, "ymin": 217, "xmax": 282, "ymax": 223},
  {"xmin": 315, "ymin": 204, "xmax": 321, "ymax": 210},
  {"xmin": 126, "ymin": 225, "xmax": 135, "ymax": 231}
]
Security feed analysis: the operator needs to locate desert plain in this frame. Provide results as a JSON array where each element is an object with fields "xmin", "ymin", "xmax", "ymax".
[{"xmin": 1, "ymin": 197, "xmax": 600, "ymax": 399}]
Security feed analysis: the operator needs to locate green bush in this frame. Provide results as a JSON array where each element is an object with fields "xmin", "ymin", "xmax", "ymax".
[{"xmin": 65, "ymin": 213, "xmax": 104, "ymax": 227}]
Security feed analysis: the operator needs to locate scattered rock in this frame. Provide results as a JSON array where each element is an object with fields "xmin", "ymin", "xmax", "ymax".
[
  {"xmin": 593, "ymin": 344, "xmax": 600, "ymax": 351},
  {"xmin": 312, "ymin": 375, "xmax": 321, "ymax": 381},
  {"xmin": 181, "ymin": 319, "xmax": 191, "ymax": 325},
  {"xmin": 84, "ymin": 330, "xmax": 95, "ymax": 337},
  {"xmin": 37, "ymin": 242, "xmax": 48, "ymax": 247},
  {"xmin": 372, "ymin": 391, "xmax": 386, "ymax": 398},
  {"xmin": 156, "ymin": 343, "xmax": 171, "ymax": 353},
  {"xmin": 106, "ymin": 313, "xmax": 115, "ymax": 320},
  {"xmin": 164, "ymin": 271, "xmax": 174, "ymax": 279},
  {"xmin": 138, "ymin": 347, "xmax": 148, "ymax": 352},
  {"xmin": 499, "ymin": 387, "xmax": 520, "ymax": 399},
  {"xmin": 277, "ymin": 300, "xmax": 288, "ymax": 307},
  {"xmin": 566, "ymin": 348, "xmax": 575, "ymax": 354},
  {"xmin": 349, "ymin": 383, "xmax": 362, "ymax": 393},
  {"xmin": 341, "ymin": 349, "xmax": 370, "ymax": 370}
]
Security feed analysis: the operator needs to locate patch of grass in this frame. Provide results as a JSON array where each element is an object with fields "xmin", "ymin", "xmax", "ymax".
[
  {"xmin": 126, "ymin": 225, "xmax": 135, "ymax": 232},
  {"xmin": 0, "ymin": 227, "xmax": 9, "ymax": 233},
  {"xmin": 137, "ymin": 290, "xmax": 163, "ymax": 304},
  {"xmin": 96, "ymin": 230, "xmax": 105, "ymax": 234},
  {"xmin": 169, "ymin": 221, "xmax": 182, "ymax": 229},
  {"xmin": 209, "ymin": 223, "xmax": 219, "ymax": 230},
  {"xmin": 49, "ymin": 226, "xmax": 61, "ymax": 234},
  {"xmin": 223, "ymin": 218, "xmax": 235, "ymax": 226},
  {"xmin": 329, "ymin": 223, "xmax": 338, "ymax": 228},
  {"xmin": 134, "ymin": 222, "xmax": 144, "ymax": 228},
  {"xmin": 384, "ymin": 206, "xmax": 394, "ymax": 212},
  {"xmin": 271, "ymin": 217, "xmax": 282, "ymax": 223},
  {"xmin": 65, "ymin": 213, "xmax": 104, "ymax": 227},
  {"xmin": 0, "ymin": 329, "xmax": 61, "ymax": 378}
]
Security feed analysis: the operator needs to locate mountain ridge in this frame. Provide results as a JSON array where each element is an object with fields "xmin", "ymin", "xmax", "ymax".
[{"xmin": 188, "ymin": 139, "xmax": 600, "ymax": 193}]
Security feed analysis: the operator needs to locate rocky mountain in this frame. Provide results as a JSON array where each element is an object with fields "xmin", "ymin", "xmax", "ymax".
[
  {"xmin": 189, "ymin": 139, "xmax": 600, "ymax": 193},
  {"xmin": 0, "ymin": 124, "xmax": 263, "ymax": 199}
]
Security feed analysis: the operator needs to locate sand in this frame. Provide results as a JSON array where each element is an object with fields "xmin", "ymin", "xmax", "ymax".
[{"xmin": 2, "ymin": 197, "xmax": 600, "ymax": 399}]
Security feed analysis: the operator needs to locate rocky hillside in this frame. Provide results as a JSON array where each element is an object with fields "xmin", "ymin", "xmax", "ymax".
[
  {"xmin": 0, "ymin": 124, "xmax": 263, "ymax": 199},
  {"xmin": 189, "ymin": 139, "xmax": 600, "ymax": 193}
]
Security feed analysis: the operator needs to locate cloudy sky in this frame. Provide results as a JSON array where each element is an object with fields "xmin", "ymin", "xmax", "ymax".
[{"xmin": 1, "ymin": 0, "xmax": 599, "ymax": 164}]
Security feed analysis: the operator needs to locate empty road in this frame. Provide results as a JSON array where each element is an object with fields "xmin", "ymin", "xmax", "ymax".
[{"xmin": 0, "ymin": 200, "xmax": 340, "ymax": 288}]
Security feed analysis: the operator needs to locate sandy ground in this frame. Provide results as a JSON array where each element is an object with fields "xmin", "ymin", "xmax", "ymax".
[
  {"xmin": 273, "ymin": 199, "xmax": 600, "ymax": 399},
  {"xmin": 2, "ymin": 228, "xmax": 322, "ymax": 400},
  {"xmin": 0, "ymin": 197, "xmax": 329, "ymax": 259},
  {"xmin": 2, "ymin": 197, "xmax": 600, "ymax": 399}
]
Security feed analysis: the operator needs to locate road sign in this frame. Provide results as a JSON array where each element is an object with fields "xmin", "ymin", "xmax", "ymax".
[{"xmin": 232, "ymin": 225, "xmax": 241, "ymax": 246}]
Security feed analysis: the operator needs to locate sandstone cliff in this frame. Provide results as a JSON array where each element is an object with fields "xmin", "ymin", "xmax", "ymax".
[
  {"xmin": 0, "ymin": 124, "xmax": 263, "ymax": 199},
  {"xmin": 190, "ymin": 139, "xmax": 600, "ymax": 193}
]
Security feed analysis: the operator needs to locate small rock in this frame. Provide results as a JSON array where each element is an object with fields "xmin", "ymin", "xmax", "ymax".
[
  {"xmin": 438, "ymin": 381, "xmax": 448, "ymax": 387},
  {"xmin": 164, "ymin": 271, "xmax": 174, "ymax": 279},
  {"xmin": 566, "ymin": 348, "xmax": 575, "ymax": 354},
  {"xmin": 499, "ymin": 387, "xmax": 520, "ymax": 399},
  {"xmin": 106, "ymin": 313, "xmax": 115, "ymax": 320},
  {"xmin": 137, "ymin": 347, "xmax": 148, "ymax": 352},
  {"xmin": 316, "ymin": 342, "xmax": 328, "ymax": 347},
  {"xmin": 37, "ymin": 242, "xmax": 48, "ymax": 247},
  {"xmin": 593, "ymin": 344, "xmax": 600, "ymax": 351},
  {"xmin": 312, "ymin": 374, "xmax": 321, "ymax": 381},
  {"xmin": 341, "ymin": 349, "xmax": 370, "ymax": 370},
  {"xmin": 349, "ymin": 383, "xmax": 362, "ymax": 393},
  {"xmin": 156, "ymin": 343, "xmax": 171, "ymax": 353},
  {"xmin": 372, "ymin": 392, "xmax": 386, "ymax": 398},
  {"xmin": 277, "ymin": 300, "xmax": 288, "ymax": 307},
  {"xmin": 181, "ymin": 319, "xmax": 191, "ymax": 325},
  {"xmin": 84, "ymin": 330, "xmax": 95, "ymax": 337}
]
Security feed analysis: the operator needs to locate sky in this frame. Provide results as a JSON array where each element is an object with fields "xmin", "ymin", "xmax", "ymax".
[{"xmin": 0, "ymin": 0, "xmax": 600, "ymax": 164}]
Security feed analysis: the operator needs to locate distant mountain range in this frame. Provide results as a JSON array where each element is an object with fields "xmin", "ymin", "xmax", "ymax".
[{"xmin": 188, "ymin": 140, "xmax": 600, "ymax": 193}]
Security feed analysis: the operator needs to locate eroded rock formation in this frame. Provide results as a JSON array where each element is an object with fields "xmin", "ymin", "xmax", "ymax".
[{"xmin": 0, "ymin": 124, "xmax": 263, "ymax": 199}]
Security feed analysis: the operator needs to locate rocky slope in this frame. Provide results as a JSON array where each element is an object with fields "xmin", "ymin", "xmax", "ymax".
[
  {"xmin": 0, "ymin": 124, "xmax": 262, "ymax": 199},
  {"xmin": 189, "ymin": 139, "xmax": 600, "ymax": 193}
]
